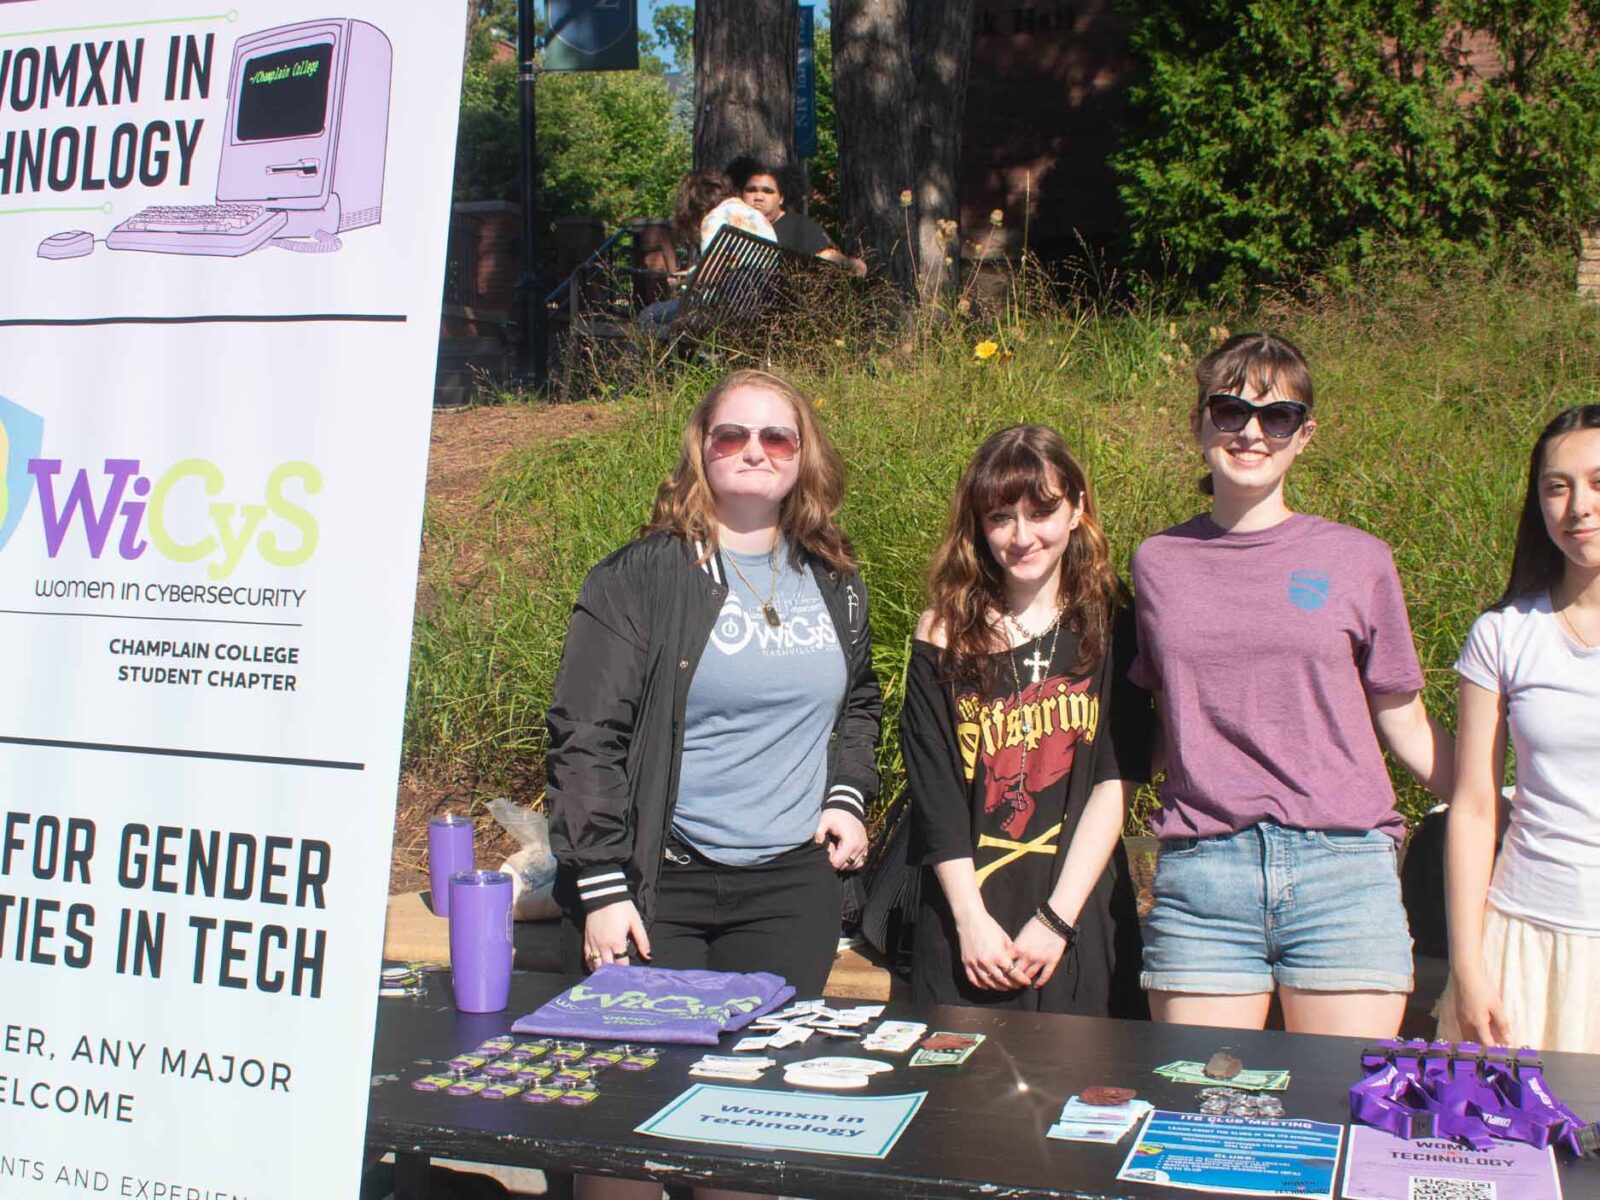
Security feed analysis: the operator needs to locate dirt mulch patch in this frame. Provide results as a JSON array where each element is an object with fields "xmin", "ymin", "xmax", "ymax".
[
  {"xmin": 424, "ymin": 401, "xmax": 618, "ymax": 529},
  {"xmin": 391, "ymin": 400, "xmax": 618, "ymax": 895}
]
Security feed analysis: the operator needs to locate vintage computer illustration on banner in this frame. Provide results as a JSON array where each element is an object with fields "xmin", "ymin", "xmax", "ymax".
[{"xmin": 32, "ymin": 17, "xmax": 392, "ymax": 260}]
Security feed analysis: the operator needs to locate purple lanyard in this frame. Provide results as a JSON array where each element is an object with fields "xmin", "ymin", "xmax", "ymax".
[
  {"xmin": 1350, "ymin": 1041, "xmax": 1597, "ymax": 1157},
  {"xmin": 1486, "ymin": 1051, "xmax": 1599, "ymax": 1157}
]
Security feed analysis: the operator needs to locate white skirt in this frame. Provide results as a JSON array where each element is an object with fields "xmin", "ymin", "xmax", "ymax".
[{"xmin": 1436, "ymin": 904, "xmax": 1600, "ymax": 1054}]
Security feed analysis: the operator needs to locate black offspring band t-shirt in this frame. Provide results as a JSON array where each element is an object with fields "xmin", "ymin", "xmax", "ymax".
[{"xmin": 901, "ymin": 608, "xmax": 1152, "ymax": 1015}]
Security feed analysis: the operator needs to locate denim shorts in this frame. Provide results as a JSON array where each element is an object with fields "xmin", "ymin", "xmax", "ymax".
[{"xmin": 1140, "ymin": 822, "xmax": 1413, "ymax": 995}]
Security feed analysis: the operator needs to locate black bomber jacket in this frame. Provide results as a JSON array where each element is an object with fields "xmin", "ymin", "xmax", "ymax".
[{"xmin": 545, "ymin": 532, "xmax": 882, "ymax": 924}]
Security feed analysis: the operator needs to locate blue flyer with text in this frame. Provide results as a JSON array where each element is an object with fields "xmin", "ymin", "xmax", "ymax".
[
  {"xmin": 1117, "ymin": 1110, "xmax": 1344, "ymax": 1197},
  {"xmin": 638, "ymin": 1084, "xmax": 926, "ymax": 1160}
]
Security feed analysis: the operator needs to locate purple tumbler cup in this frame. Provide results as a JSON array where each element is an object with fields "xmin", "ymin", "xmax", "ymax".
[
  {"xmin": 428, "ymin": 813, "xmax": 474, "ymax": 918},
  {"xmin": 449, "ymin": 870, "xmax": 514, "ymax": 1013}
]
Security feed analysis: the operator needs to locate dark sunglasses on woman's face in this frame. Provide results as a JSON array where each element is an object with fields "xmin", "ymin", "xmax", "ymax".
[
  {"xmin": 706, "ymin": 422, "xmax": 802, "ymax": 460},
  {"xmin": 1205, "ymin": 393, "xmax": 1310, "ymax": 440}
]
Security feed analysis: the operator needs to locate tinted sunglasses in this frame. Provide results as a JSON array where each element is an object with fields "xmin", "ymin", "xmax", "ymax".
[
  {"xmin": 1204, "ymin": 393, "xmax": 1310, "ymax": 440},
  {"xmin": 706, "ymin": 422, "xmax": 802, "ymax": 460}
]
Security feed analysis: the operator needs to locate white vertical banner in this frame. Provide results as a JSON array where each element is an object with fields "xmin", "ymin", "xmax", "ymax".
[{"xmin": 0, "ymin": 2, "xmax": 464, "ymax": 1196}]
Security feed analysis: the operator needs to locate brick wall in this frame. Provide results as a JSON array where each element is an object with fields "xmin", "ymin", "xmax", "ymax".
[{"xmin": 443, "ymin": 201, "xmax": 522, "ymax": 338}]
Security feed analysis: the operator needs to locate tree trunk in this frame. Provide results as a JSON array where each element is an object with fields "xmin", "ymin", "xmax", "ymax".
[
  {"xmin": 693, "ymin": 0, "xmax": 799, "ymax": 174},
  {"xmin": 909, "ymin": 0, "xmax": 974, "ymax": 300},
  {"xmin": 831, "ymin": 0, "xmax": 915, "ymax": 291}
]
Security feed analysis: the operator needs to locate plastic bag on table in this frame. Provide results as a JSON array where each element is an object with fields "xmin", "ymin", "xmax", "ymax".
[{"xmin": 487, "ymin": 798, "xmax": 559, "ymax": 921}]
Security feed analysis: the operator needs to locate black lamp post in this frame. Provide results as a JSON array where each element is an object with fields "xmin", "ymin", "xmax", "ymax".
[{"xmin": 512, "ymin": 0, "xmax": 547, "ymax": 390}]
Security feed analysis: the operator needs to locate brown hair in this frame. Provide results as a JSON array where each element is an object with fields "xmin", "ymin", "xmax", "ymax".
[
  {"xmin": 642, "ymin": 369, "xmax": 856, "ymax": 573},
  {"xmin": 1192, "ymin": 332, "xmax": 1314, "ymax": 495},
  {"xmin": 673, "ymin": 170, "xmax": 734, "ymax": 244},
  {"xmin": 925, "ymin": 425, "xmax": 1125, "ymax": 686}
]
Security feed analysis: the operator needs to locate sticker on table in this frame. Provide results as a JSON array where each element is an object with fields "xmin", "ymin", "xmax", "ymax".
[
  {"xmin": 1341, "ymin": 1124, "xmax": 1561, "ymax": 1200},
  {"xmin": 1116, "ymin": 1110, "xmax": 1343, "ymax": 1198},
  {"xmin": 637, "ymin": 1084, "xmax": 926, "ymax": 1160}
]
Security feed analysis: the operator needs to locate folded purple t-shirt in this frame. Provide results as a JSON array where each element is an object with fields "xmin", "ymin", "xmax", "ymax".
[
  {"xmin": 1129, "ymin": 513, "xmax": 1424, "ymax": 841},
  {"xmin": 511, "ymin": 964, "xmax": 795, "ymax": 1044}
]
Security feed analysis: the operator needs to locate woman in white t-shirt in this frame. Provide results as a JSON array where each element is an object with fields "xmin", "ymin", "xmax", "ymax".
[{"xmin": 1442, "ymin": 404, "xmax": 1600, "ymax": 1053}]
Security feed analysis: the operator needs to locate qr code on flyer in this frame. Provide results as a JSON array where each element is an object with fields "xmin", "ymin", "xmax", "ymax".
[{"xmin": 1408, "ymin": 1178, "xmax": 1496, "ymax": 1200}]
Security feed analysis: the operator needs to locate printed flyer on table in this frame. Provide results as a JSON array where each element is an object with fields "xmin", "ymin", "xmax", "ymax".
[
  {"xmin": 0, "ymin": 1, "xmax": 463, "ymax": 1197},
  {"xmin": 1341, "ymin": 1124, "xmax": 1563, "ymax": 1200},
  {"xmin": 1117, "ymin": 1110, "xmax": 1344, "ymax": 1198},
  {"xmin": 638, "ymin": 1084, "xmax": 927, "ymax": 1160}
]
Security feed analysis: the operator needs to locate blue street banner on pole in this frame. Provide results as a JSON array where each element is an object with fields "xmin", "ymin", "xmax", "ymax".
[
  {"xmin": 545, "ymin": 0, "xmax": 639, "ymax": 71},
  {"xmin": 796, "ymin": 6, "xmax": 817, "ymax": 159}
]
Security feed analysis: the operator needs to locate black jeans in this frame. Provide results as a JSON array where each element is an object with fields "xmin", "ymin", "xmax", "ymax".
[
  {"xmin": 563, "ymin": 837, "xmax": 841, "ymax": 998},
  {"xmin": 650, "ymin": 836, "xmax": 841, "ymax": 997}
]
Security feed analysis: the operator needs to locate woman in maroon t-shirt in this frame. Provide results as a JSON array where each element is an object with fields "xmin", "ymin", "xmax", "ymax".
[{"xmin": 1131, "ymin": 333, "xmax": 1453, "ymax": 1038}]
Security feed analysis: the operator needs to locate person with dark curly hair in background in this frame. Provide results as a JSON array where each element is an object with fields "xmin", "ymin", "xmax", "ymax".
[{"xmin": 727, "ymin": 155, "xmax": 867, "ymax": 277}]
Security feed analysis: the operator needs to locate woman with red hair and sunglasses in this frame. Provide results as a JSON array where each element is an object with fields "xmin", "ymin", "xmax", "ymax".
[
  {"xmin": 901, "ymin": 425, "xmax": 1153, "ymax": 1016},
  {"xmin": 1130, "ymin": 332, "xmax": 1453, "ymax": 1039},
  {"xmin": 546, "ymin": 371, "xmax": 880, "ymax": 1200}
]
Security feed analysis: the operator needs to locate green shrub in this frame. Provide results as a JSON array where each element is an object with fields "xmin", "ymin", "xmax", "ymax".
[
  {"xmin": 453, "ymin": 39, "xmax": 689, "ymax": 226},
  {"xmin": 1114, "ymin": 0, "xmax": 1600, "ymax": 294}
]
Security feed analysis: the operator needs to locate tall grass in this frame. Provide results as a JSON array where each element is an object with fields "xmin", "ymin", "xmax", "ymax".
[{"xmin": 406, "ymin": 251, "xmax": 1600, "ymax": 830}]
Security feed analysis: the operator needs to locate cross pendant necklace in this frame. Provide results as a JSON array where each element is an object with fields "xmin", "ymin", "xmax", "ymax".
[{"xmin": 1002, "ymin": 603, "xmax": 1068, "ymax": 778}]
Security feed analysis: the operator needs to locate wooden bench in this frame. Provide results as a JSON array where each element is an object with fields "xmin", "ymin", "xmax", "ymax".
[
  {"xmin": 550, "ymin": 223, "xmax": 888, "ymax": 397},
  {"xmin": 672, "ymin": 225, "xmax": 798, "ymax": 327}
]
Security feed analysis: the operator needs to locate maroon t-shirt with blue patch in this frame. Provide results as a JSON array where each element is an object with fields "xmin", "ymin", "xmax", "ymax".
[{"xmin": 1129, "ymin": 513, "xmax": 1425, "ymax": 842}]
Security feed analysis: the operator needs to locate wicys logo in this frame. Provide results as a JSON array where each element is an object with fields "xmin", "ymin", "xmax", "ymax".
[
  {"xmin": 0, "ymin": 394, "xmax": 320, "ymax": 580},
  {"xmin": 0, "ymin": 395, "xmax": 46, "ymax": 553},
  {"xmin": 25, "ymin": 457, "xmax": 322, "ymax": 580}
]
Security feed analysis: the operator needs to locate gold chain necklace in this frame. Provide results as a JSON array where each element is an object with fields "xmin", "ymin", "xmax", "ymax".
[
  {"xmin": 1001, "ymin": 604, "xmax": 1066, "ymax": 783},
  {"xmin": 1557, "ymin": 604, "xmax": 1597, "ymax": 649},
  {"xmin": 724, "ymin": 541, "xmax": 783, "ymax": 629}
]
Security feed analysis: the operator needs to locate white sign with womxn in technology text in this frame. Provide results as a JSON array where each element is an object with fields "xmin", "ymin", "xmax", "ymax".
[{"xmin": 638, "ymin": 1084, "xmax": 928, "ymax": 1159}]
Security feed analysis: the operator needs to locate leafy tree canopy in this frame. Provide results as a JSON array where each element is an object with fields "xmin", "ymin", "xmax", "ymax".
[{"xmin": 454, "ymin": 0, "xmax": 690, "ymax": 226}]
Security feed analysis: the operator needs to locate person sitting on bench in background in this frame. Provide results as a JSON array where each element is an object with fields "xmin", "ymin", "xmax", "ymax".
[
  {"xmin": 729, "ymin": 156, "xmax": 868, "ymax": 278},
  {"xmin": 638, "ymin": 171, "xmax": 776, "ymax": 327},
  {"xmin": 685, "ymin": 169, "xmax": 775, "ymax": 254}
]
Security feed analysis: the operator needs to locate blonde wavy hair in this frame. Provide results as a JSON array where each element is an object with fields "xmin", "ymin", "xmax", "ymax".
[
  {"xmin": 642, "ymin": 369, "xmax": 856, "ymax": 573},
  {"xmin": 926, "ymin": 425, "xmax": 1125, "ymax": 686}
]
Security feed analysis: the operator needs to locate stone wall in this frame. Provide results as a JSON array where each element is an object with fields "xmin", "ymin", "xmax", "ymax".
[{"xmin": 1580, "ymin": 228, "xmax": 1600, "ymax": 301}]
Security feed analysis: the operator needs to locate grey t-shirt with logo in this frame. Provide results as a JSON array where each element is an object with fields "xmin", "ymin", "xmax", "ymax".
[{"xmin": 674, "ymin": 543, "xmax": 848, "ymax": 865}]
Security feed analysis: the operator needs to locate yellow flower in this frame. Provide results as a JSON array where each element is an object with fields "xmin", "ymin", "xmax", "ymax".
[
  {"xmin": 899, "ymin": 189, "xmax": 913, "ymax": 208},
  {"xmin": 814, "ymin": 395, "xmax": 828, "ymax": 409},
  {"xmin": 833, "ymin": 338, "xmax": 846, "ymax": 348},
  {"xmin": 936, "ymin": 218, "xmax": 959, "ymax": 240},
  {"xmin": 989, "ymin": 209, "xmax": 1004, "ymax": 227},
  {"xmin": 974, "ymin": 340, "xmax": 999, "ymax": 360}
]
